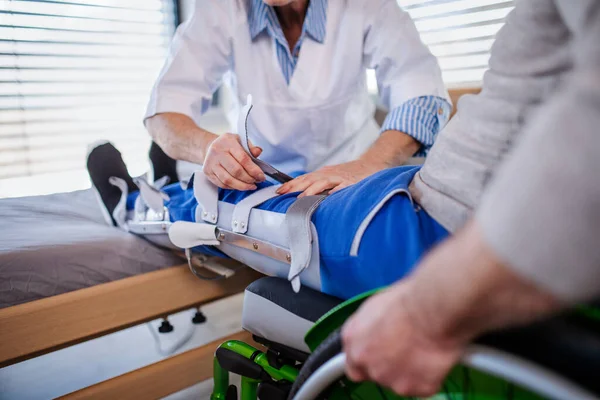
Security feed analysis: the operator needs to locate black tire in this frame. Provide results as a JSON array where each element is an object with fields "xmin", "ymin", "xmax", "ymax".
[{"xmin": 287, "ymin": 329, "xmax": 343, "ymax": 400}]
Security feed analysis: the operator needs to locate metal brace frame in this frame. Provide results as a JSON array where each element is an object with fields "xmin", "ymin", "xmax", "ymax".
[{"xmin": 216, "ymin": 228, "xmax": 292, "ymax": 265}]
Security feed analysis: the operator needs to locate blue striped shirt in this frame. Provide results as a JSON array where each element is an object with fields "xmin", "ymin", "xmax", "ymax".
[
  {"xmin": 382, "ymin": 96, "xmax": 451, "ymax": 156},
  {"xmin": 248, "ymin": 0, "xmax": 450, "ymax": 155}
]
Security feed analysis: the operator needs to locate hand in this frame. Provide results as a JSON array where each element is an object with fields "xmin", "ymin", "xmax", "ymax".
[
  {"xmin": 341, "ymin": 220, "xmax": 561, "ymax": 397},
  {"xmin": 341, "ymin": 283, "xmax": 464, "ymax": 397},
  {"xmin": 203, "ymin": 133, "xmax": 266, "ymax": 190},
  {"xmin": 276, "ymin": 159, "xmax": 386, "ymax": 197}
]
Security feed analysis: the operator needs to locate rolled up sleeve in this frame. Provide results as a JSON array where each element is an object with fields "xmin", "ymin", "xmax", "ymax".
[
  {"xmin": 380, "ymin": 96, "xmax": 451, "ymax": 155},
  {"xmin": 145, "ymin": 0, "xmax": 233, "ymax": 125},
  {"xmin": 476, "ymin": 1, "xmax": 600, "ymax": 303}
]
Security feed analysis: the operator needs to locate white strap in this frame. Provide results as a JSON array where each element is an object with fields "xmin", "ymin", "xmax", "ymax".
[
  {"xmin": 153, "ymin": 175, "xmax": 171, "ymax": 190},
  {"xmin": 193, "ymin": 170, "xmax": 219, "ymax": 224},
  {"xmin": 134, "ymin": 192, "xmax": 146, "ymax": 217},
  {"xmin": 230, "ymin": 185, "xmax": 281, "ymax": 233},
  {"xmin": 168, "ymin": 221, "xmax": 219, "ymax": 249},
  {"xmin": 134, "ymin": 177, "xmax": 170, "ymax": 214},
  {"xmin": 108, "ymin": 176, "xmax": 129, "ymax": 229}
]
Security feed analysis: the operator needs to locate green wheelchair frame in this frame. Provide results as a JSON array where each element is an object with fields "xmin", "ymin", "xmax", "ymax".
[{"xmin": 210, "ymin": 289, "xmax": 600, "ymax": 400}]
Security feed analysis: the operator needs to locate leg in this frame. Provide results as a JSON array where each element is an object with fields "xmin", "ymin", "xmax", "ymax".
[
  {"xmin": 88, "ymin": 146, "xmax": 446, "ymax": 299},
  {"xmin": 312, "ymin": 166, "xmax": 449, "ymax": 299}
]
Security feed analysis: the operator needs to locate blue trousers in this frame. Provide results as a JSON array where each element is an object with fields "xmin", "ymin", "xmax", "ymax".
[{"xmin": 128, "ymin": 166, "xmax": 448, "ymax": 299}]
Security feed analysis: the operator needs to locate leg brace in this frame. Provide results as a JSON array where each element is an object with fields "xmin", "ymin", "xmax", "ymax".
[{"xmin": 113, "ymin": 171, "xmax": 325, "ymax": 293}]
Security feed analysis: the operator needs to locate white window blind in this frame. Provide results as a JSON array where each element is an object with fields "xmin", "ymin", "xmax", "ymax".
[
  {"xmin": 0, "ymin": 0, "xmax": 176, "ymax": 191},
  {"xmin": 399, "ymin": 0, "xmax": 515, "ymax": 87}
]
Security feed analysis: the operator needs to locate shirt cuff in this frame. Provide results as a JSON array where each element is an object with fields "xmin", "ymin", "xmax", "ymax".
[{"xmin": 380, "ymin": 96, "xmax": 451, "ymax": 156}]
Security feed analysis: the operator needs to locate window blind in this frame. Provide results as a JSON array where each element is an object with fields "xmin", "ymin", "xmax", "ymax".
[
  {"xmin": 399, "ymin": 0, "xmax": 514, "ymax": 87},
  {"xmin": 0, "ymin": 0, "xmax": 176, "ymax": 182}
]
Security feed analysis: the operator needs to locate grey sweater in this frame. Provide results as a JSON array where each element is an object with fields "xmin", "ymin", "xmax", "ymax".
[{"xmin": 410, "ymin": 0, "xmax": 600, "ymax": 303}]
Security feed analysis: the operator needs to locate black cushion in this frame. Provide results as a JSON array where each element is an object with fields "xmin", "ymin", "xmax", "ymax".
[{"xmin": 246, "ymin": 277, "xmax": 342, "ymax": 322}]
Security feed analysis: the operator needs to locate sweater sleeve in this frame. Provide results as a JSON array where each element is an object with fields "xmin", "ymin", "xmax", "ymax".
[{"xmin": 476, "ymin": 0, "xmax": 600, "ymax": 303}]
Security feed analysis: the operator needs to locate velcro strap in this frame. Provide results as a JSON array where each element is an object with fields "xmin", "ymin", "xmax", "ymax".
[
  {"xmin": 168, "ymin": 221, "xmax": 219, "ymax": 249},
  {"xmin": 153, "ymin": 175, "xmax": 171, "ymax": 190},
  {"xmin": 237, "ymin": 95, "xmax": 293, "ymax": 183},
  {"xmin": 134, "ymin": 177, "xmax": 170, "ymax": 214},
  {"xmin": 285, "ymin": 195, "xmax": 326, "ymax": 292},
  {"xmin": 108, "ymin": 176, "xmax": 129, "ymax": 229},
  {"xmin": 193, "ymin": 170, "xmax": 219, "ymax": 224},
  {"xmin": 231, "ymin": 185, "xmax": 281, "ymax": 233}
]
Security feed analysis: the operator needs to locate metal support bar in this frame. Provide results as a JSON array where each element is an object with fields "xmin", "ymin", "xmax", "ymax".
[{"xmin": 216, "ymin": 228, "xmax": 292, "ymax": 265}]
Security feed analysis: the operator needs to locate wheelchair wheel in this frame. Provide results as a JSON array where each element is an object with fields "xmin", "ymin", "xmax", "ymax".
[
  {"xmin": 288, "ymin": 330, "xmax": 599, "ymax": 400},
  {"xmin": 288, "ymin": 329, "xmax": 343, "ymax": 400}
]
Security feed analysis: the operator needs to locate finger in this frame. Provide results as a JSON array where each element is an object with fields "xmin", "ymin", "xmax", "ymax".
[
  {"xmin": 230, "ymin": 146, "xmax": 266, "ymax": 182},
  {"xmin": 220, "ymin": 154, "xmax": 256, "ymax": 184},
  {"xmin": 206, "ymin": 171, "xmax": 233, "ymax": 190},
  {"xmin": 214, "ymin": 164, "xmax": 257, "ymax": 191},
  {"xmin": 330, "ymin": 183, "xmax": 350, "ymax": 194},
  {"xmin": 413, "ymin": 380, "xmax": 441, "ymax": 398},
  {"xmin": 203, "ymin": 164, "xmax": 233, "ymax": 190},
  {"xmin": 299, "ymin": 179, "xmax": 335, "ymax": 197},
  {"xmin": 276, "ymin": 179, "xmax": 294, "ymax": 194},
  {"xmin": 345, "ymin": 361, "xmax": 368, "ymax": 382},
  {"xmin": 391, "ymin": 378, "xmax": 439, "ymax": 398},
  {"xmin": 277, "ymin": 175, "xmax": 314, "ymax": 194},
  {"xmin": 344, "ymin": 353, "xmax": 369, "ymax": 382},
  {"xmin": 277, "ymin": 176, "xmax": 302, "ymax": 194},
  {"xmin": 247, "ymin": 139, "xmax": 263, "ymax": 158},
  {"xmin": 250, "ymin": 146, "xmax": 262, "ymax": 157}
]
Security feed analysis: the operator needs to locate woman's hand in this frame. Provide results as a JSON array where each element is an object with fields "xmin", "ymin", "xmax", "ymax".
[
  {"xmin": 276, "ymin": 159, "xmax": 387, "ymax": 197},
  {"xmin": 276, "ymin": 130, "xmax": 420, "ymax": 196},
  {"xmin": 203, "ymin": 133, "xmax": 266, "ymax": 190}
]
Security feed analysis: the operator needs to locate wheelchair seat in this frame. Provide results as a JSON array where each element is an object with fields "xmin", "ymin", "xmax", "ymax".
[{"xmin": 242, "ymin": 277, "xmax": 342, "ymax": 353}]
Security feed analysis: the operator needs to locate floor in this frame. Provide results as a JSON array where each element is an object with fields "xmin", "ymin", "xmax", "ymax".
[{"xmin": 0, "ymin": 293, "xmax": 244, "ymax": 400}]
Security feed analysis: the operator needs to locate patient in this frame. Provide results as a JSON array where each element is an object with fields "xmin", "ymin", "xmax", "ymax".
[{"xmin": 87, "ymin": 142, "xmax": 448, "ymax": 299}]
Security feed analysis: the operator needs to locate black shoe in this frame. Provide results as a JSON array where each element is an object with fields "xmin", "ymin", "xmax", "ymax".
[
  {"xmin": 149, "ymin": 141, "xmax": 178, "ymax": 184},
  {"xmin": 87, "ymin": 142, "xmax": 137, "ymax": 226}
]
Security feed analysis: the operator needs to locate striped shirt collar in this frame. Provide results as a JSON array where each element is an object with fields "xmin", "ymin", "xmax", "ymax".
[{"xmin": 249, "ymin": 0, "xmax": 327, "ymax": 44}]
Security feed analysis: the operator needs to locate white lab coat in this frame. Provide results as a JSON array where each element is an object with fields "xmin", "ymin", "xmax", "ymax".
[{"xmin": 146, "ymin": 0, "xmax": 448, "ymax": 173}]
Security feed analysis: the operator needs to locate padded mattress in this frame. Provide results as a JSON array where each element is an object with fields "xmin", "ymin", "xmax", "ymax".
[{"xmin": 0, "ymin": 189, "xmax": 182, "ymax": 308}]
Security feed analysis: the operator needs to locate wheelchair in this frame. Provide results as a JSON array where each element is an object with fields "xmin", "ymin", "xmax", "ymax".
[{"xmin": 210, "ymin": 277, "xmax": 600, "ymax": 400}]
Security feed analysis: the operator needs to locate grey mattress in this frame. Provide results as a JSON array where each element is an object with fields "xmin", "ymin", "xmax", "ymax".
[{"xmin": 0, "ymin": 189, "xmax": 182, "ymax": 308}]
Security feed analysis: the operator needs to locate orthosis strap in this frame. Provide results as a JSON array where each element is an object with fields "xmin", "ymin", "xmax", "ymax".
[
  {"xmin": 108, "ymin": 176, "xmax": 130, "ymax": 228},
  {"xmin": 193, "ymin": 171, "xmax": 219, "ymax": 224},
  {"xmin": 134, "ymin": 177, "xmax": 170, "ymax": 214},
  {"xmin": 285, "ymin": 195, "xmax": 327, "ymax": 292},
  {"xmin": 237, "ymin": 95, "xmax": 293, "ymax": 183},
  {"xmin": 168, "ymin": 221, "xmax": 220, "ymax": 248},
  {"xmin": 231, "ymin": 185, "xmax": 281, "ymax": 233}
]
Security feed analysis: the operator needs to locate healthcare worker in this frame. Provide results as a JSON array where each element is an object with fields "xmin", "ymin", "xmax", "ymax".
[{"xmin": 145, "ymin": 0, "xmax": 451, "ymax": 195}]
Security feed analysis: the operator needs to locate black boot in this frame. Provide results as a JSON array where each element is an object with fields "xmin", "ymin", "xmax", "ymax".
[
  {"xmin": 87, "ymin": 142, "xmax": 137, "ymax": 226},
  {"xmin": 149, "ymin": 141, "xmax": 178, "ymax": 184}
]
